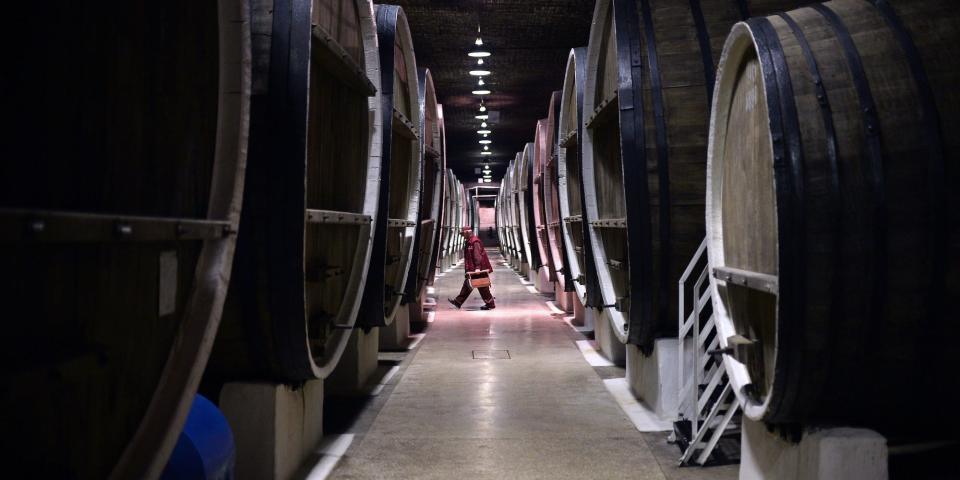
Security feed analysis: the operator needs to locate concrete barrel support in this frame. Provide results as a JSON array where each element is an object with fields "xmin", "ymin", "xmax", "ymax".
[
  {"xmin": 326, "ymin": 327, "xmax": 380, "ymax": 395},
  {"xmin": 739, "ymin": 419, "xmax": 888, "ymax": 480},
  {"xmin": 220, "ymin": 380, "xmax": 325, "ymax": 480}
]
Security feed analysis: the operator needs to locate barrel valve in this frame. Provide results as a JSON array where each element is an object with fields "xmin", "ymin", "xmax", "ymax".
[{"xmin": 708, "ymin": 334, "xmax": 756, "ymax": 363}]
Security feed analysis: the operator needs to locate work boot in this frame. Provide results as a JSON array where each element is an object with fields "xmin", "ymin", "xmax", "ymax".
[
  {"xmin": 447, "ymin": 298, "xmax": 462, "ymax": 309},
  {"xmin": 481, "ymin": 303, "xmax": 496, "ymax": 310}
]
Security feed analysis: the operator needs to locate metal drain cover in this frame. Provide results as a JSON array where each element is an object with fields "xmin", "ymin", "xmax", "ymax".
[{"xmin": 472, "ymin": 349, "xmax": 511, "ymax": 359}]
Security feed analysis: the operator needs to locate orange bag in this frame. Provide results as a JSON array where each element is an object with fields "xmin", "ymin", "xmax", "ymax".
[{"xmin": 468, "ymin": 271, "xmax": 491, "ymax": 289}]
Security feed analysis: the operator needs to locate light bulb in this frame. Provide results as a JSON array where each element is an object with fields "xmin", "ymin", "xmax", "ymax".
[
  {"xmin": 482, "ymin": 133, "xmax": 488, "ymax": 138},
  {"xmin": 475, "ymin": 37, "xmax": 483, "ymax": 46},
  {"xmin": 478, "ymin": 78, "xmax": 484, "ymax": 86},
  {"xmin": 481, "ymin": 122, "xmax": 487, "ymax": 128},
  {"xmin": 479, "ymin": 105, "xmax": 487, "ymax": 112},
  {"xmin": 483, "ymin": 146, "xmax": 489, "ymax": 151},
  {"xmin": 477, "ymin": 58, "xmax": 484, "ymax": 65}
]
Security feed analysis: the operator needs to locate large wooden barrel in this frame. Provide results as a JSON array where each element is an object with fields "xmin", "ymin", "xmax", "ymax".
[
  {"xmin": 516, "ymin": 151, "xmax": 531, "ymax": 269},
  {"xmin": 442, "ymin": 169, "xmax": 454, "ymax": 266},
  {"xmin": 557, "ymin": 47, "xmax": 601, "ymax": 308},
  {"xmin": 455, "ymin": 180, "xmax": 468, "ymax": 254},
  {"xmin": 426, "ymin": 104, "xmax": 448, "ymax": 282},
  {"xmin": 439, "ymin": 171, "xmax": 450, "ymax": 267},
  {"xmin": 582, "ymin": 0, "xmax": 812, "ymax": 351},
  {"xmin": 532, "ymin": 120, "xmax": 555, "ymax": 280},
  {"xmin": 511, "ymin": 157, "xmax": 523, "ymax": 265},
  {"xmin": 516, "ymin": 144, "xmax": 542, "ymax": 272},
  {"xmin": 503, "ymin": 175, "xmax": 516, "ymax": 260},
  {"xmin": 403, "ymin": 69, "xmax": 444, "ymax": 316},
  {"xmin": 0, "ymin": 1, "xmax": 250, "ymax": 477},
  {"xmin": 501, "ymin": 160, "xmax": 518, "ymax": 263},
  {"xmin": 497, "ymin": 182, "xmax": 508, "ymax": 257},
  {"xmin": 501, "ymin": 159, "xmax": 514, "ymax": 262},
  {"xmin": 208, "ymin": 0, "xmax": 381, "ymax": 383},
  {"xmin": 440, "ymin": 169, "xmax": 453, "ymax": 267},
  {"xmin": 541, "ymin": 91, "xmax": 571, "ymax": 290},
  {"xmin": 707, "ymin": 0, "xmax": 960, "ymax": 435},
  {"xmin": 358, "ymin": 4, "xmax": 422, "ymax": 328},
  {"xmin": 439, "ymin": 168, "xmax": 461, "ymax": 268}
]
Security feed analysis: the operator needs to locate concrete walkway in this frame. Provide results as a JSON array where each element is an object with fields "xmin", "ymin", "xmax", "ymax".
[{"xmin": 328, "ymin": 251, "xmax": 729, "ymax": 479}]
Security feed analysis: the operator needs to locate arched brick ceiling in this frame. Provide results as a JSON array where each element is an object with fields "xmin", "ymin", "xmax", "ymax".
[{"xmin": 389, "ymin": 1, "xmax": 595, "ymax": 185}]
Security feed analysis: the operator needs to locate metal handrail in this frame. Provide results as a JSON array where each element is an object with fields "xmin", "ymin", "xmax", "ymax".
[{"xmin": 675, "ymin": 236, "xmax": 741, "ymax": 466}]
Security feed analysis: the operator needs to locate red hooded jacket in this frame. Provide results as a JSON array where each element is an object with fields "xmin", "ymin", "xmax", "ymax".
[{"xmin": 464, "ymin": 235, "xmax": 493, "ymax": 272}]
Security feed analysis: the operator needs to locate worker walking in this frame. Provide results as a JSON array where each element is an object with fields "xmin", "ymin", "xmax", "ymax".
[{"xmin": 448, "ymin": 226, "xmax": 496, "ymax": 310}]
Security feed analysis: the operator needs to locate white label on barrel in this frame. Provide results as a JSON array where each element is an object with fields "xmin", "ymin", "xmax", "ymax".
[{"xmin": 159, "ymin": 250, "xmax": 178, "ymax": 317}]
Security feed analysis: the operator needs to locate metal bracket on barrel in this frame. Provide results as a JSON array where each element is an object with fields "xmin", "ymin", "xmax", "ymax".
[{"xmin": 712, "ymin": 266, "xmax": 778, "ymax": 295}]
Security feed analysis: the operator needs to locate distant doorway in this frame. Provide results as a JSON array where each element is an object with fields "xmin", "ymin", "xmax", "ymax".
[{"xmin": 479, "ymin": 204, "xmax": 499, "ymax": 247}]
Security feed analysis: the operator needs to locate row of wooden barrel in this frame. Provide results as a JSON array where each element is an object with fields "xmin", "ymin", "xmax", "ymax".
[
  {"xmin": 0, "ymin": 1, "xmax": 470, "ymax": 477},
  {"xmin": 500, "ymin": 0, "xmax": 959, "ymax": 439}
]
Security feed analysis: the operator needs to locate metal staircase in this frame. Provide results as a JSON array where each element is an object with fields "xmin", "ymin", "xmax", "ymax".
[{"xmin": 674, "ymin": 237, "xmax": 741, "ymax": 466}]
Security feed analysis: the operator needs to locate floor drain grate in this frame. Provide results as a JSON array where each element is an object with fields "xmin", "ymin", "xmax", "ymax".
[{"xmin": 472, "ymin": 349, "xmax": 511, "ymax": 359}]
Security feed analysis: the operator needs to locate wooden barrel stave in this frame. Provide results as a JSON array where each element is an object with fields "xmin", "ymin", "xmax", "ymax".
[
  {"xmin": 0, "ymin": 1, "xmax": 251, "ymax": 477},
  {"xmin": 707, "ymin": 0, "xmax": 960, "ymax": 434}
]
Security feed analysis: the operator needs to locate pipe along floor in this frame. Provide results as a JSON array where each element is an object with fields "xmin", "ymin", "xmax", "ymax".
[{"xmin": 326, "ymin": 251, "xmax": 736, "ymax": 479}]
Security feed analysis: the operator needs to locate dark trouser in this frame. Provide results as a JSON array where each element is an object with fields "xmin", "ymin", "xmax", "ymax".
[{"xmin": 454, "ymin": 278, "xmax": 495, "ymax": 306}]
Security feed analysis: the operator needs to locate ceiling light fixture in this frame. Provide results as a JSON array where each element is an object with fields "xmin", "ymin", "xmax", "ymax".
[
  {"xmin": 472, "ymin": 89, "xmax": 491, "ymax": 95},
  {"xmin": 475, "ymin": 114, "xmax": 488, "ymax": 120},
  {"xmin": 470, "ymin": 23, "xmax": 490, "ymax": 57},
  {"xmin": 481, "ymin": 151, "xmax": 492, "ymax": 155},
  {"xmin": 469, "ymin": 70, "xmax": 491, "ymax": 76},
  {"xmin": 479, "ymin": 139, "xmax": 491, "ymax": 144},
  {"xmin": 483, "ymin": 146, "xmax": 489, "ymax": 151},
  {"xmin": 477, "ymin": 130, "xmax": 491, "ymax": 135},
  {"xmin": 477, "ymin": 58, "xmax": 484, "ymax": 65},
  {"xmin": 477, "ymin": 78, "xmax": 485, "ymax": 86},
  {"xmin": 481, "ymin": 122, "xmax": 488, "ymax": 128}
]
